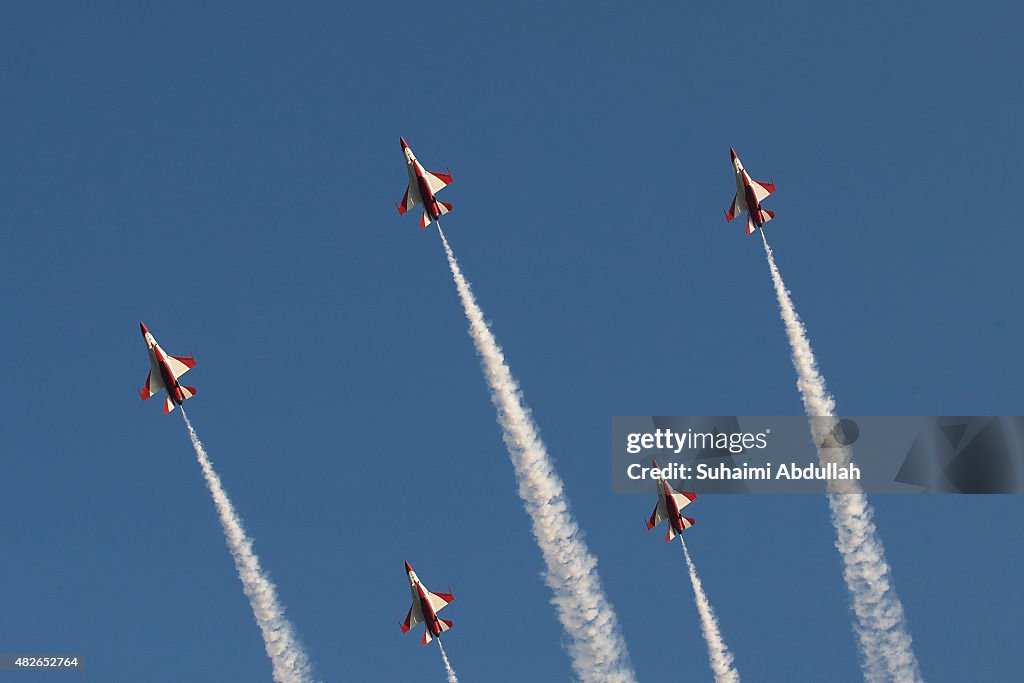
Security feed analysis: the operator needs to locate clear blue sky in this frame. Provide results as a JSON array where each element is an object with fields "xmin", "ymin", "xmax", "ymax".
[{"xmin": 2, "ymin": 2, "xmax": 1022, "ymax": 681}]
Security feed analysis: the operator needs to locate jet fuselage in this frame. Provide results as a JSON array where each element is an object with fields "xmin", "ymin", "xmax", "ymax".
[
  {"xmin": 403, "ymin": 145, "xmax": 442, "ymax": 221},
  {"xmin": 142, "ymin": 327, "xmax": 186, "ymax": 405},
  {"xmin": 412, "ymin": 581, "xmax": 444, "ymax": 637},
  {"xmin": 660, "ymin": 479, "xmax": 689, "ymax": 535},
  {"xmin": 734, "ymin": 159, "xmax": 767, "ymax": 228}
]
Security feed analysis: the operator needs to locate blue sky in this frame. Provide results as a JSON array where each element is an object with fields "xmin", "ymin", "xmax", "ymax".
[{"xmin": 2, "ymin": 2, "xmax": 1022, "ymax": 681}]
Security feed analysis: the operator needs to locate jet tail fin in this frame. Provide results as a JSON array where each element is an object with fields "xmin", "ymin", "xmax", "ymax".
[
  {"xmin": 421, "ymin": 618, "xmax": 453, "ymax": 645},
  {"xmin": 421, "ymin": 202, "xmax": 454, "ymax": 228},
  {"xmin": 746, "ymin": 209, "xmax": 775, "ymax": 235},
  {"xmin": 164, "ymin": 397, "xmax": 176, "ymax": 414},
  {"xmin": 181, "ymin": 386, "xmax": 198, "ymax": 400}
]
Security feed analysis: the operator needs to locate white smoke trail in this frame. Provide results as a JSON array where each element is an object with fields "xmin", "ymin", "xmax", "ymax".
[
  {"xmin": 437, "ymin": 639, "xmax": 459, "ymax": 683},
  {"xmin": 760, "ymin": 231, "xmax": 922, "ymax": 683},
  {"xmin": 437, "ymin": 225, "xmax": 636, "ymax": 683},
  {"xmin": 180, "ymin": 409, "xmax": 315, "ymax": 683},
  {"xmin": 680, "ymin": 538, "xmax": 740, "ymax": 683}
]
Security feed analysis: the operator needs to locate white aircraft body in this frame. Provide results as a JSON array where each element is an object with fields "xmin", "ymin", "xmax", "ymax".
[
  {"xmin": 725, "ymin": 147, "xmax": 777, "ymax": 235},
  {"xmin": 400, "ymin": 561, "xmax": 455, "ymax": 645}
]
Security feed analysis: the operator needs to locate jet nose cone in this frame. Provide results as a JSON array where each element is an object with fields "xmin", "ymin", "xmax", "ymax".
[
  {"xmin": 400, "ymin": 136, "xmax": 409, "ymax": 150},
  {"xmin": 405, "ymin": 560, "xmax": 413, "ymax": 573},
  {"xmin": 140, "ymin": 321, "xmax": 149, "ymax": 335},
  {"xmin": 729, "ymin": 147, "xmax": 738, "ymax": 160}
]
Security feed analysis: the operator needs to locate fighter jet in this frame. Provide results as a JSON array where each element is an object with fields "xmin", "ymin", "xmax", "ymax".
[
  {"xmin": 395, "ymin": 137, "xmax": 453, "ymax": 228},
  {"xmin": 400, "ymin": 561, "xmax": 454, "ymax": 645},
  {"xmin": 724, "ymin": 147, "xmax": 776, "ymax": 235},
  {"xmin": 646, "ymin": 460, "xmax": 697, "ymax": 541},
  {"xmin": 138, "ymin": 322, "xmax": 197, "ymax": 414}
]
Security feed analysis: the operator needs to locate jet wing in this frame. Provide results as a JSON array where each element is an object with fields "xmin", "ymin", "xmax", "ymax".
[
  {"xmin": 165, "ymin": 354, "xmax": 196, "ymax": 380},
  {"xmin": 725, "ymin": 191, "xmax": 748, "ymax": 222},
  {"xmin": 666, "ymin": 483, "xmax": 697, "ymax": 511},
  {"xmin": 646, "ymin": 497, "xmax": 668, "ymax": 530},
  {"xmin": 672, "ymin": 491, "xmax": 695, "ymax": 512},
  {"xmin": 397, "ymin": 183, "xmax": 420, "ymax": 215},
  {"xmin": 401, "ymin": 600, "xmax": 424, "ymax": 633},
  {"xmin": 140, "ymin": 365, "xmax": 165, "ymax": 401},
  {"xmin": 424, "ymin": 170, "xmax": 452, "ymax": 195},
  {"xmin": 751, "ymin": 178, "xmax": 776, "ymax": 203},
  {"xmin": 426, "ymin": 589, "xmax": 454, "ymax": 614}
]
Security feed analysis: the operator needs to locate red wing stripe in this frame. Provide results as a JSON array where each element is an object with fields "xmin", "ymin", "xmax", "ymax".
[
  {"xmin": 171, "ymin": 355, "xmax": 196, "ymax": 368},
  {"xmin": 401, "ymin": 607, "xmax": 413, "ymax": 633},
  {"xmin": 725, "ymin": 192, "xmax": 742, "ymax": 222}
]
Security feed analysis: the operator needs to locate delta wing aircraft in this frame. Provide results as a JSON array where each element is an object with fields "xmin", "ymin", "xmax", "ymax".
[
  {"xmin": 138, "ymin": 322, "xmax": 197, "ymax": 414},
  {"xmin": 400, "ymin": 561, "xmax": 455, "ymax": 645},
  {"xmin": 725, "ymin": 147, "xmax": 777, "ymax": 235},
  {"xmin": 646, "ymin": 459, "xmax": 697, "ymax": 541},
  {"xmin": 395, "ymin": 137, "xmax": 453, "ymax": 229}
]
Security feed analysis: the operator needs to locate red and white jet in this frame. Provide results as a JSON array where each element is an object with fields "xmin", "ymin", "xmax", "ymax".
[
  {"xmin": 138, "ymin": 322, "xmax": 197, "ymax": 414},
  {"xmin": 724, "ymin": 147, "xmax": 776, "ymax": 235},
  {"xmin": 400, "ymin": 561, "xmax": 454, "ymax": 645},
  {"xmin": 646, "ymin": 460, "xmax": 697, "ymax": 542},
  {"xmin": 395, "ymin": 137, "xmax": 453, "ymax": 229}
]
